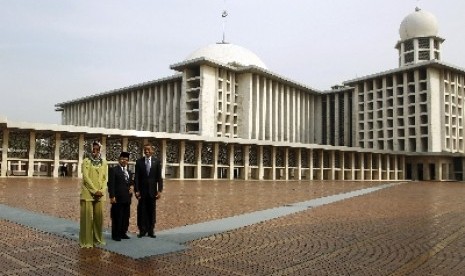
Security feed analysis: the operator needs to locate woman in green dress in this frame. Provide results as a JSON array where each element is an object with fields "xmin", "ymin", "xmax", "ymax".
[{"xmin": 79, "ymin": 141, "xmax": 108, "ymax": 248}]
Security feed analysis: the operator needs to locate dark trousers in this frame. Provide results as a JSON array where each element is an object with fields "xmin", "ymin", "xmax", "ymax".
[
  {"xmin": 111, "ymin": 202, "xmax": 130, "ymax": 239},
  {"xmin": 137, "ymin": 196, "xmax": 156, "ymax": 235}
]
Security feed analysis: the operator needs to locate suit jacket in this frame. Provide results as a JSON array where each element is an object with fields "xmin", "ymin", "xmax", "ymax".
[
  {"xmin": 134, "ymin": 156, "xmax": 163, "ymax": 198},
  {"xmin": 108, "ymin": 165, "xmax": 132, "ymax": 203}
]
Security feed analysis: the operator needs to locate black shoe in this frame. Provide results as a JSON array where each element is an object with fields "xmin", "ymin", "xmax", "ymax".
[
  {"xmin": 137, "ymin": 233, "xmax": 146, "ymax": 238},
  {"xmin": 121, "ymin": 234, "xmax": 130, "ymax": 239},
  {"xmin": 112, "ymin": 237, "xmax": 121, "ymax": 241},
  {"xmin": 148, "ymin": 234, "xmax": 156, "ymax": 238}
]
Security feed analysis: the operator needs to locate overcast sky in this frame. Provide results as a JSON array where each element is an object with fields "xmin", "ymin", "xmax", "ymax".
[{"xmin": 1, "ymin": 0, "xmax": 465, "ymax": 124}]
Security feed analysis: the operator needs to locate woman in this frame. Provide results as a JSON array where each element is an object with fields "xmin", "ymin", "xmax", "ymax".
[{"xmin": 80, "ymin": 141, "xmax": 108, "ymax": 248}]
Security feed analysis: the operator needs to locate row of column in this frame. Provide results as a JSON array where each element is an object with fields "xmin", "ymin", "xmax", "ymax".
[{"xmin": 1, "ymin": 128, "xmax": 407, "ymax": 180}]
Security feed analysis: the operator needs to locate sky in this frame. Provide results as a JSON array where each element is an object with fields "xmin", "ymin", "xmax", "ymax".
[{"xmin": 1, "ymin": 0, "xmax": 465, "ymax": 124}]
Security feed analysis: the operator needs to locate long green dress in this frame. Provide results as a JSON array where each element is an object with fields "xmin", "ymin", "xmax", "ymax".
[{"xmin": 79, "ymin": 156, "xmax": 108, "ymax": 248}]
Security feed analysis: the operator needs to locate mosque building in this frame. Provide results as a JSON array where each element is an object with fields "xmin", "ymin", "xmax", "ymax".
[{"xmin": 1, "ymin": 7, "xmax": 464, "ymax": 181}]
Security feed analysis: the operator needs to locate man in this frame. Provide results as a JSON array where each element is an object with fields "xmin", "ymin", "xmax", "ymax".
[
  {"xmin": 80, "ymin": 141, "xmax": 108, "ymax": 248},
  {"xmin": 108, "ymin": 151, "xmax": 133, "ymax": 241},
  {"xmin": 134, "ymin": 143, "xmax": 163, "ymax": 238}
]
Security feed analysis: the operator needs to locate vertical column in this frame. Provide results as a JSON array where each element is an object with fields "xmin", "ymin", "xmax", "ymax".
[
  {"xmin": 329, "ymin": 151, "xmax": 335, "ymax": 180},
  {"xmin": 271, "ymin": 147, "xmax": 276, "ymax": 180},
  {"xmin": 100, "ymin": 136, "xmax": 107, "ymax": 160},
  {"xmin": 243, "ymin": 145, "xmax": 250, "ymax": 180},
  {"xmin": 212, "ymin": 142, "xmax": 219, "ymax": 179},
  {"xmin": 308, "ymin": 149, "xmax": 314, "ymax": 180},
  {"xmin": 377, "ymin": 154, "xmax": 382, "ymax": 180},
  {"xmin": 122, "ymin": 137, "xmax": 128, "ymax": 151},
  {"xmin": 161, "ymin": 139, "xmax": 167, "ymax": 178},
  {"xmin": 367, "ymin": 154, "xmax": 373, "ymax": 180},
  {"xmin": 393, "ymin": 155, "xmax": 398, "ymax": 180},
  {"xmin": 350, "ymin": 152, "xmax": 356, "ymax": 180},
  {"xmin": 78, "ymin": 134, "xmax": 85, "ymax": 177},
  {"xmin": 53, "ymin": 133, "xmax": 61, "ymax": 178},
  {"xmin": 339, "ymin": 151, "xmax": 344, "ymax": 180},
  {"xmin": 385, "ymin": 155, "xmax": 390, "ymax": 180},
  {"xmin": 228, "ymin": 144, "xmax": 235, "ymax": 180},
  {"xmin": 179, "ymin": 140, "xmax": 185, "ymax": 179},
  {"xmin": 296, "ymin": 149, "xmax": 302, "ymax": 180},
  {"xmin": 27, "ymin": 131, "xmax": 36, "ymax": 177},
  {"xmin": 284, "ymin": 148, "xmax": 289, "ymax": 180},
  {"xmin": 195, "ymin": 141, "xmax": 202, "ymax": 179},
  {"xmin": 318, "ymin": 150, "xmax": 324, "ymax": 180},
  {"xmin": 359, "ymin": 152, "xmax": 365, "ymax": 180},
  {"xmin": 258, "ymin": 145, "xmax": 264, "ymax": 180},
  {"xmin": 1, "ymin": 129, "xmax": 9, "ymax": 177}
]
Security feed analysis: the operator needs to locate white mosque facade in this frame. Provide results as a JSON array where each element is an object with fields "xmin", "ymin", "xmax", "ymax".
[{"xmin": 1, "ymin": 8, "xmax": 464, "ymax": 181}]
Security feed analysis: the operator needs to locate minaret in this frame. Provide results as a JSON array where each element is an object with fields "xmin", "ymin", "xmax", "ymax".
[{"xmin": 395, "ymin": 7, "xmax": 445, "ymax": 67}]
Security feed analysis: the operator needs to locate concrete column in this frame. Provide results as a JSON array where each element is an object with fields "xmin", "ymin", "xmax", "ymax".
[
  {"xmin": 385, "ymin": 155, "xmax": 390, "ymax": 180},
  {"xmin": 243, "ymin": 145, "xmax": 250, "ymax": 180},
  {"xmin": 212, "ymin": 142, "xmax": 219, "ymax": 179},
  {"xmin": 318, "ymin": 150, "xmax": 324, "ymax": 180},
  {"xmin": 271, "ymin": 147, "xmax": 276, "ymax": 180},
  {"xmin": 228, "ymin": 144, "xmax": 235, "ymax": 180},
  {"xmin": 258, "ymin": 146, "xmax": 264, "ymax": 180},
  {"xmin": 27, "ymin": 131, "xmax": 36, "ymax": 177},
  {"xmin": 161, "ymin": 139, "xmax": 167, "ymax": 178},
  {"xmin": 377, "ymin": 154, "xmax": 382, "ymax": 180},
  {"xmin": 53, "ymin": 133, "xmax": 61, "ymax": 178},
  {"xmin": 195, "ymin": 141, "xmax": 202, "ymax": 179},
  {"xmin": 339, "ymin": 151, "xmax": 344, "ymax": 180},
  {"xmin": 350, "ymin": 152, "xmax": 356, "ymax": 180},
  {"xmin": 308, "ymin": 149, "xmax": 313, "ymax": 180},
  {"xmin": 1, "ymin": 129, "xmax": 9, "ymax": 177},
  {"xmin": 284, "ymin": 148, "xmax": 289, "ymax": 180},
  {"xmin": 367, "ymin": 154, "xmax": 373, "ymax": 180},
  {"xmin": 100, "ymin": 136, "xmax": 107, "ymax": 160},
  {"xmin": 329, "ymin": 151, "xmax": 335, "ymax": 180},
  {"xmin": 394, "ymin": 155, "xmax": 398, "ymax": 180},
  {"xmin": 296, "ymin": 149, "xmax": 302, "ymax": 180},
  {"xmin": 359, "ymin": 152, "xmax": 365, "ymax": 180},
  {"xmin": 179, "ymin": 140, "xmax": 185, "ymax": 179},
  {"xmin": 78, "ymin": 134, "xmax": 85, "ymax": 177}
]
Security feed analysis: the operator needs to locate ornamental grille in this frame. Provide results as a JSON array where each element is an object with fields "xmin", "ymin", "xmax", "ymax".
[
  {"xmin": 8, "ymin": 131, "xmax": 29, "ymax": 159},
  {"xmin": 59, "ymin": 135, "xmax": 79, "ymax": 160},
  {"xmin": 146, "ymin": 139, "xmax": 161, "ymax": 159},
  {"xmin": 184, "ymin": 142, "xmax": 196, "ymax": 164},
  {"xmin": 404, "ymin": 40, "xmax": 414, "ymax": 51},
  {"xmin": 35, "ymin": 133, "xmax": 55, "ymax": 160},
  {"xmin": 288, "ymin": 149, "xmax": 296, "ymax": 167},
  {"xmin": 166, "ymin": 140, "xmax": 179, "ymax": 163},
  {"xmin": 218, "ymin": 143, "xmax": 228, "ymax": 165},
  {"xmin": 263, "ymin": 146, "xmax": 272, "ymax": 167},
  {"xmin": 419, "ymin": 51, "xmax": 430, "ymax": 61},
  {"xmin": 201, "ymin": 143, "xmax": 213, "ymax": 164},
  {"xmin": 301, "ymin": 149, "xmax": 308, "ymax": 168},
  {"xmin": 234, "ymin": 146, "xmax": 243, "ymax": 165},
  {"xmin": 249, "ymin": 145, "xmax": 258, "ymax": 166},
  {"xmin": 127, "ymin": 139, "xmax": 143, "ymax": 162},
  {"xmin": 276, "ymin": 148, "xmax": 284, "ymax": 167},
  {"xmin": 106, "ymin": 138, "xmax": 122, "ymax": 162},
  {"xmin": 418, "ymin": 38, "xmax": 430, "ymax": 49}
]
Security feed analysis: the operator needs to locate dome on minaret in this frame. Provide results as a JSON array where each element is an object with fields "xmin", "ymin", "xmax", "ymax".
[
  {"xmin": 399, "ymin": 7, "xmax": 439, "ymax": 41},
  {"xmin": 186, "ymin": 43, "xmax": 267, "ymax": 69}
]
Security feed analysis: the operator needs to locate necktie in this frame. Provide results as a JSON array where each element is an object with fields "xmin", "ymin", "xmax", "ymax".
[
  {"xmin": 123, "ymin": 167, "xmax": 129, "ymax": 181},
  {"xmin": 145, "ymin": 158, "xmax": 151, "ymax": 175}
]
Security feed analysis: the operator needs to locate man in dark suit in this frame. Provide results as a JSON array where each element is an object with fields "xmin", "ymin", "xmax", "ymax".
[
  {"xmin": 108, "ymin": 151, "xmax": 133, "ymax": 241},
  {"xmin": 134, "ymin": 143, "xmax": 163, "ymax": 238}
]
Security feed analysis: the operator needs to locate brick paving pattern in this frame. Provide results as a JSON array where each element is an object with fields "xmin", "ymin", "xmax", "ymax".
[{"xmin": 1, "ymin": 178, "xmax": 465, "ymax": 275}]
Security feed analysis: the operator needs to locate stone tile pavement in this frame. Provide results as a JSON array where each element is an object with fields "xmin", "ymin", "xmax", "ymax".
[{"xmin": 1, "ymin": 178, "xmax": 465, "ymax": 275}]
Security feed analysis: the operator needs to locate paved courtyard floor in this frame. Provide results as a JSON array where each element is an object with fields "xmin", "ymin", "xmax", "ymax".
[{"xmin": 1, "ymin": 178, "xmax": 465, "ymax": 275}]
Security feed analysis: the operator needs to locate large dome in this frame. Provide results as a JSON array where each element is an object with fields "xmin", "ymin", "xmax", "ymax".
[
  {"xmin": 399, "ymin": 7, "xmax": 438, "ymax": 40},
  {"xmin": 186, "ymin": 43, "xmax": 267, "ymax": 69}
]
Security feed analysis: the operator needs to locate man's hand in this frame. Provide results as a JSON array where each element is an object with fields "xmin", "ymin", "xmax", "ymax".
[
  {"xmin": 155, "ymin": 192, "xmax": 161, "ymax": 200},
  {"xmin": 110, "ymin": 197, "xmax": 116, "ymax": 204}
]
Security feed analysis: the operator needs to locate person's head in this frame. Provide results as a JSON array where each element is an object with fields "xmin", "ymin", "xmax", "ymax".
[
  {"xmin": 91, "ymin": 141, "xmax": 101, "ymax": 159},
  {"xmin": 118, "ymin": 152, "xmax": 130, "ymax": 167},
  {"xmin": 143, "ymin": 143, "xmax": 154, "ymax": 158}
]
